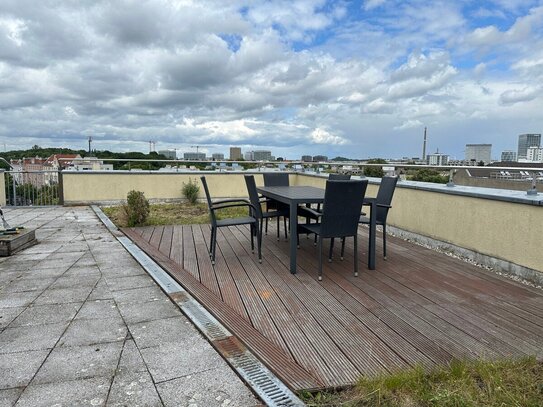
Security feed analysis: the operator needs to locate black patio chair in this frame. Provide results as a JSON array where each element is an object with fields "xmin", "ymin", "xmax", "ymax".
[
  {"xmin": 262, "ymin": 173, "xmax": 289, "ymax": 236},
  {"xmin": 245, "ymin": 175, "xmax": 289, "ymax": 245},
  {"xmin": 358, "ymin": 176, "xmax": 398, "ymax": 260},
  {"xmin": 200, "ymin": 176, "xmax": 261, "ymax": 265},
  {"xmin": 299, "ymin": 180, "xmax": 368, "ymax": 281}
]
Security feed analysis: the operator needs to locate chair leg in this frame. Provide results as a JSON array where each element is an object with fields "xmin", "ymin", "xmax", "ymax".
[
  {"xmin": 257, "ymin": 222, "xmax": 262, "ymax": 263},
  {"xmin": 283, "ymin": 217, "xmax": 288, "ymax": 239},
  {"xmin": 250, "ymin": 224, "xmax": 255, "ymax": 253},
  {"xmin": 318, "ymin": 236, "xmax": 323, "ymax": 281},
  {"xmin": 265, "ymin": 218, "xmax": 268, "ymax": 235},
  {"xmin": 341, "ymin": 237, "xmax": 346, "ymax": 260},
  {"xmin": 209, "ymin": 227, "xmax": 215, "ymax": 256},
  {"xmin": 276, "ymin": 216, "xmax": 280, "ymax": 241},
  {"xmin": 383, "ymin": 224, "xmax": 387, "ymax": 260},
  {"xmin": 211, "ymin": 227, "xmax": 217, "ymax": 265},
  {"xmin": 354, "ymin": 234, "xmax": 359, "ymax": 277},
  {"xmin": 328, "ymin": 238, "xmax": 334, "ymax": 262}
]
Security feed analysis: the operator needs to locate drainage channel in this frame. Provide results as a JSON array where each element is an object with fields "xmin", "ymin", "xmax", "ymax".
[{"xmin": 92, "ymin": 205, "xmax": 305, "ymax": 407}]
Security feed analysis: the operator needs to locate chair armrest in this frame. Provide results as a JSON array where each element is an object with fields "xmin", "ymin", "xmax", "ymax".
[
  {"xmin": 298, "ymin": 206, "xmax": 322, "ymax": 218},
  {"xmin": 376, "ymin": 203, "xmax": 391, "ymax": 209},
  {"xmin": 362, "ymin": 197, "xmax": 377, "ymax": 206},
  {"xmin": 212, "ymin": 200, "xmax": 256, "ymax": 212},
  {"xmin": 211, "ymin": 198, "xmax": 250, "ymax": 206}
]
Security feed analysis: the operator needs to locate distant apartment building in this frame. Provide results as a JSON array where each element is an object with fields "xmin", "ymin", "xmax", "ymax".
[
  {"xmin": 212, "ymin": 153, "xmax": 224, "ymax": 160},
  {"xmin": 517, "ymin": 133, "xmax": 541, "ymax": 160},
  {"xmin": 526, "ymin": 146, "xmax": 543, "ymax": 162},
  {"xmin": 229, "ymin": 147, "xmax": 242, "ymax": 160},
  {"xmin": 465, "ymin": 144, "xmax": 492, "ymax": 164},
  {"xmin": 69, "ymin": 157, "xmax": 114, "ymax": 171},
  {"xmin": 312, "ymin": 155, "xmax": 328, "ymax": 162},
  {"xmin": 501, "ymin": 150, "xmax": 517, "ymax": 162},
  {"xmin": 158, "ymin": 150, "xmax": 177, "ymax": 159},
  {"xmin": 427, "ymin": 152, "xmax": 449, "ymax": 166},
  {"xmin": 183, "ymin": 152, "xmax": 206, "ymax": 160},
  {"xmin": 244, "ymin": 151, "xmax": 254, "ymax": 161},
  {"xmin": 252, "ymin": 150, "xmax": 272, "ymax": 161},
  {"xmin": 301, "ymin": 155, "xmax": 313, "ymax": 162}
]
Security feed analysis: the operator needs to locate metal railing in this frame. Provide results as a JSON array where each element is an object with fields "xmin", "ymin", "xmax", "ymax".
[{"xmin": 3, "ymin": 170, "xmax": 62, "ymax": 206}]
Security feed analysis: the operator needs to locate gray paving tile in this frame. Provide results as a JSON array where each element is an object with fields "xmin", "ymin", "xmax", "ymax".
[
  {"xmin": 0, "ymin": 271, "xmax": 22, "ymax": 287},
  {"xmin": 0, "ymin": 291, "xmax": 41, "ymax": 309},
  {"xmin": 49, "ymin": 275, "xmax": 101, "ymax": 290},
  {"xmin": 106, "ymin": 275, "xmax": 157, "ymax": 291},
  {"xmin": 111, "ymin": 286, "xmax": 167, "ymax": 304},
  {"xmin": 0, "ymin": 306, "xmax": 24, "ymax": 330},
  {"xmin": 88, "ymin": 281, "xmax": 114, "ymax": 301},
  {"xmin": 129, "ymin": 317, "xmax": 196, "ymax": 349},
  {"xmin": 59, "ymin": 317, "xmax": 127, "ymax": 347},
  {"xmin": 0, "ymin": 350, "xmax": 49, "ymax": 389},
  {"xmin": 19, "ymin": 267, "xmax": 68, "ymax": 279},
  {"xmin": 117, "ymin": 339, "xmax": 148, "ymax": 374},
  {"xmin": 107, "ymin": 370, "xmax": 163, "ymax": 407},
  {"xmin": 10, "ymin": 303, "xmax": 81, "ymax": 327},
  {"xmin": 0, "ymin": 387, "xmax": 23, "ymax": 406},
  {"xmin": 75, "ymin": 299, "xmax": 121, "ymax": 320},
  {"xmin": 0, "ymin": 260, "xmax": 40, "ymax": 272},
  {"xmin": 0, "ymin": 322, "xmax": 68, "ymax": 353},
  {"xmin": 16, "ymin": 377, "xmax": 111, "ymax": 407},
  {"xmin": 32, "ymin": 342, "xmax": 123, "ymax": 385},
  {"xmin": 1, "ymin": 277, "xmax": 56, "ymax": 294},
  {"xmin": 116, "ymin": 298, "xmax": 180, "ymax": 324},
  {"xmin": 99, "ymin": 264, "xmax": 147, "ymax": 278},
  {"xmin": 156, "ymin": 367, "xmax": 260, "ymax": 407},
  {"xmin": 140, "ymin": 340, "xmax": 225, "ymax": 383},
  {"xmin": 34, "ymin": 286, "xmax": 93, "ymax": 305},
  {"xmin": 63, "ymin": 265, "xmax": 101, "ymax": 277}
]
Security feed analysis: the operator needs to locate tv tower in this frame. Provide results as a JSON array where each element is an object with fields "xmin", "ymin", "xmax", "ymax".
[
  {"xmin": 422, "ymin": 127, "xmax": 427, "ymax": 161},
  {"xmin": 149, "ymin": 140, "xmax": 156, "ymax": 153}
]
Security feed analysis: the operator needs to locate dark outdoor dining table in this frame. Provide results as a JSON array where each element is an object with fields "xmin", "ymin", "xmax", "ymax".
[{"xmin": 257, "ymin": 185, "xmax": 377, "ymax": 274}]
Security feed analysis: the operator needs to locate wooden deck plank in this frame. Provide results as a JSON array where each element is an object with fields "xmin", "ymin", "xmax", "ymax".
[
  {"xmin": 192, "ymin": 225, "xmax": 221, "ymax": 297},
  {"xmin": 169, "ymin": 225, "xmax": 183, "ymax": 265},
  {"xmin": 182, "ymin": 225, "xmax": 200, "ymax": 280},
  {"xmin": 158, "ymin": 225, "xmax": 173, "ymax": 257},
  {"xmin": 149, "ymin": 226, "xmax": 164, "ymax": 249}
]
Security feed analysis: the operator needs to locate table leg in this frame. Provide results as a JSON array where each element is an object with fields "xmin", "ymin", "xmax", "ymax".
[
  {"xmin": 368, "ymin": 201, "xmax": 376, "ymax": 270},
  {"xmin": 289, "ymin": 202, "xmax": 298, "ymax": 274}
]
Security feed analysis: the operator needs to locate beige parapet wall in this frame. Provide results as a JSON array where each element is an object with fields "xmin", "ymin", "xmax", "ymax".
[
  {"xmin": 62, "ymin": 171, "xmax": 542, "ymax": 273},
  {"xmin": 0, "ymin": 170, "xmax": 5, "ymax": 206}
]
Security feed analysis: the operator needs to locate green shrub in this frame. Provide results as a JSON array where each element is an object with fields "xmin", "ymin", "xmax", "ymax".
[
  {"xmin": 123, "ymin": 190, "xmax": 150, "ymax": 226},
  {"xmin": 364, "ymin": 158, "xmax": 387, "ymax": 178},
  {"xmin": 182, "ymin": 178, "xmax": 200, "ymax": 205}
]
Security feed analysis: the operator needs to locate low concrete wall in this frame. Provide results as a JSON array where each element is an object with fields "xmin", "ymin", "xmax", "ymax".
[
  {"xmin": 62, "ymin": 171, "xmax": 542, "ymax": 275},
  {"xmin": 0, "ymin": 170, "xmax": 5, "ymax": 206}
]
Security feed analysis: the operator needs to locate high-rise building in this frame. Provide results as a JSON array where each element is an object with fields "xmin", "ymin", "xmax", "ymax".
[
  {"xmin": 517, "ymin": 134, "xmax": 541, "ymax": 159},
  {"xmin": 229, "ymin": 147, "xmax": 242, "ymax": 160},
  {"xmin": 465, "ymin": 144, "xmax": 492, "ymax": 164},
  {"xmin": 427, "ymin": 152, "xmax": 449, "ymax": 166},
  {"xmin": 212, "ymin": 153, "xmax": 224, "ymax": 160},
  {"xmin": 158, "ymin": 150, "xmax": 177, "ymax": 159},
  {"xmin": 244, "ymin": 151, "xmax": 254, "ymax": 161},
  {"xmin": 526, "ymin": 146, "xmax": 543, "ymax": 162},
  {"xmin": 500, "ymin": 150, "xmax": 517, "ymax": 162},
  {"xmin": 301, "ymin": 155, "xmax": 312, "ymax": 162},
  {"xmin": 252, "ymin": 150, "xmax": 272, "ymax": 161}
]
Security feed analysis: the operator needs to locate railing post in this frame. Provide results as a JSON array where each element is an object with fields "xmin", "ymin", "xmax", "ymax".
[
  {"xmin": 527, "ymin": 172, "xmax": 538, "ymax": 196},
  {"xmin": 58, "ymin": 169, "xmax": 64, "ymax": 205},
  {"xmin": 0, "ymin": 169, "xmax": 5, "ymax": 206},
  {"xmin": 446, "ymin": 169, "xmax": 456, "ymax": 187},
  {"xmin": 12, "ymin": 175, "xmax": 17, "ymax": 207}
]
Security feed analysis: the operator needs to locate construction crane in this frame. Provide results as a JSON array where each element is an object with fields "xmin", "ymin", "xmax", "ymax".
[{"xmin": 191, "ymin": 145, "xmax": 201, "ymax": 154}]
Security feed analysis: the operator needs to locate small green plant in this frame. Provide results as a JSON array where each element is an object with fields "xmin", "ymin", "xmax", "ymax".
[
  {"xmin": 123, "ymin": 190, "xmax": 150, "ymax": 227},
  {"xmin": 182, "ymin": 178, "xmax": 200, "ymax": 205}
]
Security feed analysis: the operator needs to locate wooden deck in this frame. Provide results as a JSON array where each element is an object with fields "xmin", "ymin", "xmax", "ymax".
[{"xmin": 123, "ymin": 223, "xmax": 543, "ymax": 391}]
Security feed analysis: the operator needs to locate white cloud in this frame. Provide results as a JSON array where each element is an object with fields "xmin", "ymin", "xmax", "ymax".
[{"xmin": 309, "ymin": 128, "xmax": 347, "ymax": 145}]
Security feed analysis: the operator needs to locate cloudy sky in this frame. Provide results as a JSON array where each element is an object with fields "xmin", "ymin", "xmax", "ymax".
[{"xmin": 1, "ymin": 0, "xmax": 542, "ymax": 160}]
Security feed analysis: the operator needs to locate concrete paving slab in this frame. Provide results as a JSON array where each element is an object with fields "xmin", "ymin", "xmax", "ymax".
[
  {"xmin": 1, "ymin": 277, "xmax": 56, "ymax": 294},
  {"xmin": 0, "ymin": 350, "xmax": 50, "ymax": 389},
  {"xmin": 10, "ymin": 303, "xmax": 82, "ymax": 327},
  {"xmin": 59, "ymin": 317, "xmax": 127, "ymax": 347},
  {"xmin": 0, "ymin": 260, "xmax": 40, "ymax": 272},
  {"xmin": 75, "ymin": 299, "xmax": 122, "ymax": 320},
  {"xmin": 63, "ymin": 265, "xmax": 102, "ymax": 277},
  {"xmin": 0, "ymin": 291, "xmax": 41, "ymax": 309},
  {"xmin": 111, "ymin": 286, "xmax": 168, "ymax": 304},
  {"xmin": 106, "ymin": 275, "xmax": 158, "ymax": 291},
  {"xmin": 128, "ymin": 317, "xmax": 196, "ymax": 349},
  {"xmin": 49, "ymin": 275, "xmax": 101, "ymax": 290},
  {"xmin": 0, "ymin": 322, "xmax": 69, "ymax": 354},
  {"xmin": 32, "ymin": 342, "xmax": 123, "ymax": 385},
  {"xmin": 0, "ymin": 306, "xmax": 24, "ymax": 330},
  {"xmin": 140, "ymin": 339, "xmax": 225, "ymax": 383},
  {"xmin": 34, "ymin": 286, "xmax": 94, "ymax": 305},
  {"xmin": 16, "ymin": 377, "xmax": 111, "ymax": 407},
  {"xmin": 107, "ymin": 370, "xmax": 163, "ymax": 407},
  {"xmin": 88, "ymin": 281, "xmax": 115, "ymax": 301},
  {"xmin": 156, "ymin": 367, "xmax": 260, "ymax": 407},
  {"xmin": 116, "ymin": 298, "xmax": 180, "ymax": 325},
  {"xmin": 0, "ymin": 388, "xmax": 23, "ymax": 406}
]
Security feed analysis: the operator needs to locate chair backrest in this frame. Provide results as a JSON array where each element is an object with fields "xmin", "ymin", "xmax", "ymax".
[
  {"xmin": 375, "ymin": 176, "xmax": 398, "ymax": 223},
  {"xmin": 200, "ymin": 176, "xmax": 217, "ymax": 226},
  {"xmin": 320, "ymin": 180, "xmax": 368, "ymax": 238},
  {"xmin": 263, "ymin": 173, "xmax": 289, "ymax": 186},
  {"xmin": 328, "ymin": 173, "xmax": 351, "ymax": 180},
  {"xmin": 244, "ymin": 175, "xmax": 263, "ymax": 219}
]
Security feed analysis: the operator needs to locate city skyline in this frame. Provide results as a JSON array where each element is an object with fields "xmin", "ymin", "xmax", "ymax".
[{"xmin": 1, "ymin": 1, "xmax": 542, "ymax": 159}]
